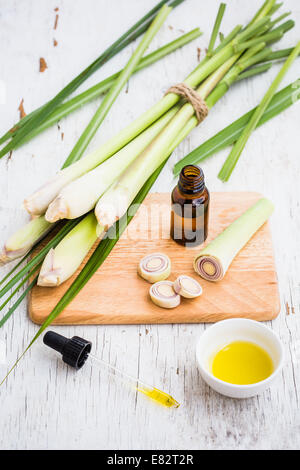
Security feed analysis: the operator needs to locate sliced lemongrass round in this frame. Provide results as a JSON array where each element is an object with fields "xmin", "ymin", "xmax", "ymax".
[
  {"xmin": 149, "ymin": 281, "xmax": 180, "ymax": 309},
  {"xmin": 194, "ymin": 255, "xmax": 224, "ymax": 281},
  {"xmin": 173, "ymin": 275, "xmax": 202, "ymax": 299},
  {"xmin": 138, "ymin": 253, "xmax": 171, "ymax": 283}
]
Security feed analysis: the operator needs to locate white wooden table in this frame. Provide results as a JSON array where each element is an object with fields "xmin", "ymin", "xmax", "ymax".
[{"xmin": 0, "ymin": 0, "xmax": 299, "ymax": 450}]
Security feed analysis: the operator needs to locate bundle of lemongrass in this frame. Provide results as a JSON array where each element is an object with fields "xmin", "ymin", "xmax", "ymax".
[{"xmin": 0, "ymin": 0, "xmax": 299, "ymax": 382}]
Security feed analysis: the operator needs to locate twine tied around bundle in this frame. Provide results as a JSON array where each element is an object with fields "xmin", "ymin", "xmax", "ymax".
[{"xmin": 165, "ymin": 83, "xmax": 209, "ymax": 124}]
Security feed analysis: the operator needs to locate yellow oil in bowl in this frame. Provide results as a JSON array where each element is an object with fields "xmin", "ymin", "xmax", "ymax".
[{"xmin": 211, "ymin": 341, "xmax": 274, "ymax": 385}]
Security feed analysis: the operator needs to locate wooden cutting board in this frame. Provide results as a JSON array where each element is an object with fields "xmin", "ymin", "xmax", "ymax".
[{"xmin": 29, "ymin": 192, "xmax": 280, "ymax": 325}]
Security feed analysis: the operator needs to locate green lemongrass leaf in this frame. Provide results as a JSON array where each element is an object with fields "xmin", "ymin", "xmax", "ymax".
[
  {"xmin": 1, "ymin": 29, "xmax": 201, "ymax": 149},
  {"xmin": 218, "ymin": 43, "xmax": 300, "ymax": 181},
  {"xmin": 207, "ymin": 3, "xmax": 227, "ymax": 56},
  {"xmin": 0, "ymin": 251, "xmax": 33, "ymax": 287},
  {"xmin": 236, "ymin": 63, "xmax": 273, "ymax": 80},
  {"xmin": 0, "ymin": 263, "xmax": 41, "ymax": 312},
  {"xmin": 257, "ymin": 47, "xmax": 300, "ymax": 63},
  {"xmin": 173, "ymin": 80, "xmax": 300, "ymax": 175},
  {"xmin": 0, "ymin": 276, "xmax": 38, "ymax": 329},
  {"xmin": 64, "ymin": 4, "xmax": 171, "ymax": 167},
  {"xmin": 0, "ymin": 163, "xmax": 165, "ymax": 385},
  {"xmin": 0, "ymin": 0, "xmax": 184, "ymax": 159}
]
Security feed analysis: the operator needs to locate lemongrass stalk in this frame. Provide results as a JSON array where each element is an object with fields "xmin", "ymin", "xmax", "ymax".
[
  {"xmin": 0, "ymin": 276, "xmax": 38, "ymax": 328},
  {"xmin": 218, "ymin": 41, "xmax": 300, "ymax": 181},
  {"xmin": 45, "ymin": 107, "xmax": 179, "ymax": 222},
  {"xmin": 173, "ymin": 79, "xmax": 300, "ymax": 175},
  {"xmin": 212, "ymin": 25, "xmax": 243, "ymax": 53},
  {"xmin": 192, "ymin": 5, "xmax": 273, "ymax": 75},
  {"xmin": 0, "ymin": 263, "xmax": 41, "ymax": 312},
  {"xmin": 94, "ymin": 54, "xmax": 239, "ymax": 228},
  {"xmin": 23, "ymin": 41, "xmax": 246, "ymax": 216},
  {"xmin": 233, "ymin": 16, "xmax": 271, "ymax": 44},
  {"xmin": 268, "ymin": 3, "xmax": 283, "ymax": 16},
  {"xmin": 65, "ymin": 5, "xmax": 172, "ymax": 165},
  {"xmin": 0, "ymin": 0, "xmax": 184, "ymax": 159},
  {"xmin": 236, "ymin": 63, "xmax": 272, "ymax": 80},
  {"xmin": 197, "ymin": 43, "xmax": 272, "ymax": 110},
  {"xmin": 1, "ymin": 29, "xmax": 202, "ymax": 148},
  {"xmin": 238, "ymin": 47, "xmax": 273, "ymax": 69},
  {"xmin": 38, "ymin": 213, "xmax": 98, "ymax": 287},
  {"xmin": 257, "ymin": 47, "xmax": 300, "ymax": 63},
  {"xmin": 95, "ymin": 116, "xmax": 194, "ymax": 232},
  {"xmin": 0, "ymin": 219, "xmax": 82, "ymax": 299},
  {"xmin": 183, "ymin": 24, "xmax": 242, "ymax": 75},
  {"xmin": 270, "ymin": 18, "xmax": 295, "ymax": 35},
  {"xmin": 194, "ymin": 198, "xmax": 274, "ymax": 281},
  {"xmin": 24, "ymin": 9, "xmax": 175, "ymax": 217},
  {"xmin": 268, "ymin": 11, "xmax": 291, "ymax": 29},
  {"xmin": 0, "ymin": 217, "xmax": 52, "ymax": 264},
  {"xmin": 249, "ymin": 0, "xmax": 276, "ymax": 26},
  {"xmin": 207, "ymin": 3, "xmax": 227, "ymax": 57}
]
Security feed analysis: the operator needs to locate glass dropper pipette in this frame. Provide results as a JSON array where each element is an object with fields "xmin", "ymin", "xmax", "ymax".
[{"xmin": 43, "ymin": 331, "xmax": 180, "ymax": 409}]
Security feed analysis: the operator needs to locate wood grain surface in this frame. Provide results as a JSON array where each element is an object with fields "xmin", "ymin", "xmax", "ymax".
[{"xmin": 29, "ymin": 192, "xmax": 280, "ymax": 324}]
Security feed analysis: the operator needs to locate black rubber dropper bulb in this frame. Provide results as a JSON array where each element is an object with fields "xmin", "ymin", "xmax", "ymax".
[{"xmin": 43, "ymin": 331, "xmax": 92, "ymax": 370}]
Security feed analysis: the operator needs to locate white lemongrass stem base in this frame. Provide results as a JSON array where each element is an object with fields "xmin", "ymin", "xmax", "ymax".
[
  {"xmin": 45, "ymin": 107, "xmax": 179, "ymax": 222},
  {"xmin": 0, "ymin": 216, "xmax": 52, "ymax": 265},
  {"xmin": 38, "ymin": 213, "xmax": 99, "ymax": 286},
  {"xmin": 194, "ymin": 198, "xmax": 274, "ymax": 282}
]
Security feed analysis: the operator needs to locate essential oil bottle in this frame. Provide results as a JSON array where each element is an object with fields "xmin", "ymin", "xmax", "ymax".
[{"xmin": 170, "ymin": 165, "xmax": 210, "ymax": 247}]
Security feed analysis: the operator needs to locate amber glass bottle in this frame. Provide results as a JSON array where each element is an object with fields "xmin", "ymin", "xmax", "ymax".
[{"xmin": 170, "ymin": 165, "xmax": 210, "ymax": 247}]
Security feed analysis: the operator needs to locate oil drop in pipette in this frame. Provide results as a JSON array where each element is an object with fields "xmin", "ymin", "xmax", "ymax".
[{"xmin": 43, "ymin": 331, "xmax": 180, "ymax": 409}]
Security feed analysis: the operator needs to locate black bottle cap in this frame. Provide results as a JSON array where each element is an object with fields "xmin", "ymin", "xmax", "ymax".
[{"xmin": 43, "ymin": 331, "xmax": 92, "ymax": 370}]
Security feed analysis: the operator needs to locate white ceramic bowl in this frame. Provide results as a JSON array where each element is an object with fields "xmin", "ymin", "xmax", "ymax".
[{"xmin": 196, "ymin": 318, "xmax": 284, "ymax": 399}]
